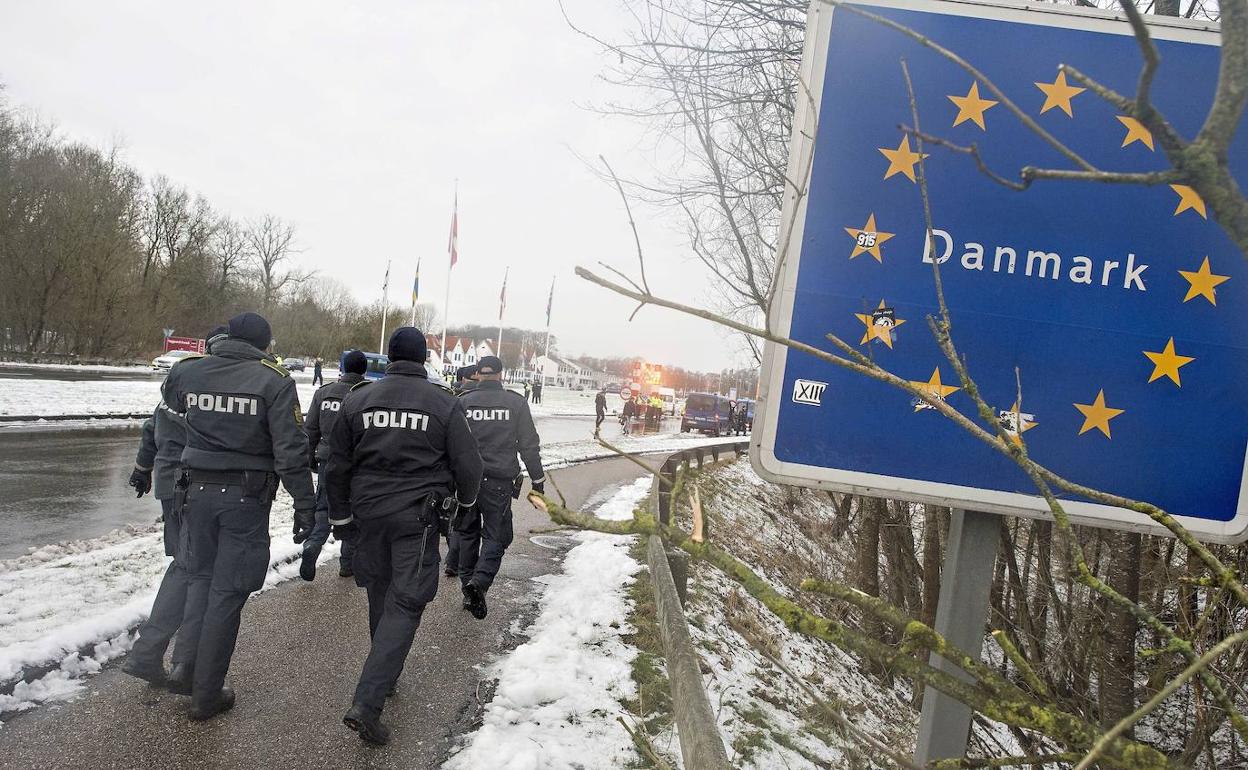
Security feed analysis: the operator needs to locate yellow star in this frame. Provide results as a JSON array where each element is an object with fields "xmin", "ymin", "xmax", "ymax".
[
  {"xmin": 1117, "ymin": 116, "xmax": 1154, "ymax": 150},
  {"xmin": 999, "ymin": 401, "xmax": 1038, "ymax": 445},
  {"xmin": 844, "ymin": 213, "xmax": 895, "ymax": 262},
  {"xmin": 878, "ymin": 136, "xmax": 928, "ymax": 183},
  {"xmin": 909, "ymin": 367, "xmax": 960, "ymax": 412},
  {"xmin": 1178, "ymin": 256, "xmax": 1229, "ymax": 305},
  {"xmin": 855, "ymin": 300, "xmax": 907, "ymax": 348},
  {"xmin": 1074, "ymin": 390, "xmax": 1124, "ymax": 438},
  {"xmin": 948, "ymin": 82, "xmax": 998, "ymax": 130},
  {"xmin": 1143, "ymin": 337, "xmax": 1194, "ymax": 386},
  {"xmin": 1170, "ymin": 184, "xmax": 1207, "ymax": 218},
  {"xmin": 1035, "ymin": 72, "xmax": 1085, "ymax": 117}
]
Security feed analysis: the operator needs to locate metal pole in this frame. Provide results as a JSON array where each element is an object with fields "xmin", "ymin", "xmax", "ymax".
[
  {"xmin": 914, "ymin": 508, "xmax": 1002, "ymax": 766},
  {"xmin": 378, "ymin": 259, "xmax": 390, "ymax": 354},
  {"xmin": 497, "ymin": 266, "xmax": 508, "ymax": 360}
]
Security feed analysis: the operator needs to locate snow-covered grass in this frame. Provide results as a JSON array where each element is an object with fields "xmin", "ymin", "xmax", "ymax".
[
  {"xmin": 446, "ymin": 477, "xmax": 652, "ymax": 770},
  {"xmin": 0, "ymin": 490, "xmax": 336, "ymax": 718},
  {"xmin": 0, "ymin": 361, "xmax": 156, "ymax": 375},
  {"xmin": 675, "ymin": 458, "xmax": 1025, "ymax": 768}
]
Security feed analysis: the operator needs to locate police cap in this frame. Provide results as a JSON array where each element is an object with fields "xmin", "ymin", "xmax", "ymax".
[{"xmin": 476, "ymin": 356, "xmax": 503, "ymax": 376}]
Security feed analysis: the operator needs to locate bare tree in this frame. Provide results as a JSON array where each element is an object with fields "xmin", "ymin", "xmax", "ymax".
[{"xmin": 245, "ymin": 214, "xmax": 305, "ymax": 309}]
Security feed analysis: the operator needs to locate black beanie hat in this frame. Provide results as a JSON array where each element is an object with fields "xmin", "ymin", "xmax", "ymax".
[
  {"xmin": 227, "ymin": 312, "xmax": 272, "ymax": 351},
  {"xmin": 342, "ymin": 350, "xmax": 368, "ymax": 375},
  {"xmin": 387, "ymin": 327, "xmax": 427, "ymax": 363}
]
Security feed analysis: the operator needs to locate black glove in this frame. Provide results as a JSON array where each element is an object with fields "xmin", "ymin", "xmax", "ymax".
[
  {"xmin": 331, "ymin": 521, "xmax": 359, "ymax": 542},
  {"xmin": 531, "ymin": 480, "xmax": 545, "ymax": 495},
  {"xmin": 128, "ymin": 467, "xmax": 152, "ymax": 498},
  {"xmin": 293, "ymin": 508, "xmax": 315, "ymax": 544}
]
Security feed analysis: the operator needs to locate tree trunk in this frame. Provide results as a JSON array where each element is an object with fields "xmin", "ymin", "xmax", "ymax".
[{"xmin": 1101, "ymin": 531, "xmax": 1141, "ymax": 732}]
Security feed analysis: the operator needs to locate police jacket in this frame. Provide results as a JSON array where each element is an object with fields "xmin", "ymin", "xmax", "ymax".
[
  {"xmin": 460, "ymin": 380, "xmax": 544, "ymax": 483},
  {"xmin": 305, "ymin": 372, "xmax": 365, "ymax": 465},
  {"xmin": 161, "ymin": 338, "xmax": 315, "ymax": 510},
  {"xmin": 135, "ymin": 401, "xmax": 187, "ymax": 500},
  {"xmin": 325, "ymin": 359, "xmax": 483, "ymax": 524}
]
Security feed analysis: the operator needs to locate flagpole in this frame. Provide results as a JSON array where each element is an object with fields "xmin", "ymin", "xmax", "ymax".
[
  {"xmin": 378, "ymin": 259, "xmax": 391, "ymax": 354},
  {"xmin": 441, "ymin": 181, "xmax": 457, "ymax": 375},
  {"xmin": 497, "ymin": 266, "xmax": 509, "ymax": 359},
  {"xmin": 409, "ymin": 256, "xmax": 422, "ymax": 327},
  {"xmin": 542, "ymin": 276, "xmax": 555, "ymax": 378}
]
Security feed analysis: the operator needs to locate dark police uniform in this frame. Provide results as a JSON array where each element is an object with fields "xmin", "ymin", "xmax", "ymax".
[
  {"xmin": 304, "ymin": 370, "xmax": 365, "ymax": 573},
  {"xmin": 325, "ymin": 356, "xmax": 482, "ymax": 724},
  {"xmin": 125, "ymin": 402, "xmax": 190, "ymax": 677},
  {"xmin": 162, "ymin": 334, "xmax": 314, "ymax": 716},
  {"xmin": 457, "ymin": 376, "xmax": 544, "ymax": 595}
]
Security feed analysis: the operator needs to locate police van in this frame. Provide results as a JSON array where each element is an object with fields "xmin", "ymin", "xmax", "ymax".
[{"xmin": 681, "ymin": 392, "xmax": 733, "ymax": 436}]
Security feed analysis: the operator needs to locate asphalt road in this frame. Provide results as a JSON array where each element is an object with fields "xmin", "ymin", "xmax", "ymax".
[
  {"xmin": 0, "ymin": 425, "xmax": 148, "ymax": 560},
  {"xmin": 0, "ymin": 455, "xmax": 648, "ymax": 770},
  {"xmin": 0, "ymin": 415, "xmax": 600, "ymax": 561},
  {"xmin": 0, "ymin": 365, "xmax": 164, "ymax": 382}
]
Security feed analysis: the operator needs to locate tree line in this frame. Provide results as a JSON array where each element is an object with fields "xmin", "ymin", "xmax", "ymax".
[{"xmin": 0, "ymin": 87, "xmax": 437, "ymax": 363}]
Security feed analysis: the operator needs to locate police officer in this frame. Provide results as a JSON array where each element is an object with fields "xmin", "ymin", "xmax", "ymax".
[
  {"xmin": 444, "ymin": 364, "xmax": 479, "ymax": 577},
  {"xmin": 122, "ymin": 325, "xmax": 226, "ymax": 694},
  {"xmin": 326, "ymin": 327, "xmax": 482, "ymax": 745},
  {"xmin": 162, "ymin": 311, "xmax": 315, "ymax": 720},
  {"xmin": 456, "ymin": 355, "xmax": 544, "ymax": 620},
  {"xmin": 300, "ymin": 350, "xmax": 369, "ymax": 581},
  {"xmin": 453, "ymin": 364, "xmax": 478, "ymax": 395}
]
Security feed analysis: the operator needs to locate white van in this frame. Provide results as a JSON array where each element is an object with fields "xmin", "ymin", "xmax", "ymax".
[{"xmin": 658, "ymin": 387, "xmax": 677, "ymax": 415}]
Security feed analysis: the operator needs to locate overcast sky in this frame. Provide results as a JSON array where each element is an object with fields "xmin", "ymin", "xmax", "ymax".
[{"xmin": 0, "ymin": 0, "xmax": 752, "ymax": 372}]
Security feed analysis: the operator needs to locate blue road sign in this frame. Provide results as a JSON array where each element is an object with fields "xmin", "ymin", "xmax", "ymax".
[{"xmin": 754, "ymin": 0, "xmax": 1248, "ymax": 543}]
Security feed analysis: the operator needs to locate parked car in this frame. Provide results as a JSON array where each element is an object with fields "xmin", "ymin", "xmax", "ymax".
[
  {"xmin": 151, "ymin": 349, "xmax": 197, "ymax": 371},
  {"xmin": 344, "ymin": 351, "xmax": 450, "ymax": 390},
  {"xmin": 280, "ymin": 357, "xmax": 306, "ymax": 372}
]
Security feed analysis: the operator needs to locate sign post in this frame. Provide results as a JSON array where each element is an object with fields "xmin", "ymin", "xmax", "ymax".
[
  {"xmin": 753, "ymin": 0, "xmax": 1242, "ymax": 764},
  {"xmin": 915, "ymin": 509, "xmax": 1000, "ymax": 764}
]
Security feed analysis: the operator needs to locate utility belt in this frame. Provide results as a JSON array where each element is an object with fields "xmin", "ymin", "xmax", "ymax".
[
  {"xmin": 177, "ymin": 468, "xmax": 278, "ymax": 501},
  {"xmin": 417, "ymin": 491, "xmax": 456, "ymax": 535},
  {"xmin": 482, "ymin": 473, "xmax": 526, "ymax": 499}
]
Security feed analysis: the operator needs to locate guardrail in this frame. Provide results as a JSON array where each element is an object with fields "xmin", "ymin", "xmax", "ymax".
[{"xmin": 644, "ymin": 440, "xmax": 749, "ymax": 770}]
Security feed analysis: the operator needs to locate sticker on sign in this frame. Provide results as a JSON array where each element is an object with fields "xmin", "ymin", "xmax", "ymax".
[
  {"xmin": 792, "ymin": 380, "xmax": 826, "ymax": 406},
  {"xmin": 751, "ymin": 0, "xmax": 1248, "ymax": 544}
]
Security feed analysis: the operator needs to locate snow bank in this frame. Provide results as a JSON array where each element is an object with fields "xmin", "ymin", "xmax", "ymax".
[
  {"xmin": 0, "ymin": 378, "xmax": 323, "ymax": 418},
  {"xmin": 0, "ymin": 491, "xmax": 336, "ymax": 718},
  {"xmin": 445, "ymin": 477, "xmax": 652, "ymax": 770}
]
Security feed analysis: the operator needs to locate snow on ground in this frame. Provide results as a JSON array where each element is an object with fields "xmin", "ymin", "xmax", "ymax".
[
  {"xmin": 0, "ymin": 362, "xmax": 157, "ymax": 375},
  {"xmin": 679, "ymin": 458, "xmax": 1024, "ymax": 768},
  {"xmin": 0, "ymin": 377, "xmax": 323, "ymax": 418},
  {"xmin": 543, "ymin": 431, "xmax": 744, "ymax": 470},
  {"xmin": 0, "ymin": 490, "xmax": 336, "ymax": 719},
  {"xmin": 445, "ymin": 477, "xmax": 652, "ymax": 770}
]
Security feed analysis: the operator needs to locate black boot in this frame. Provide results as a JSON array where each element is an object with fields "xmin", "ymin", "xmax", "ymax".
[
  {"xmin": 299, "ymin": 546, "xmax": 320, "ymax": 582},
  {"xmin": 339, "ymin": 563, "xmax": 354, "ymax": 578},
  {"xmin": 343, "ymin": 703, "xmax": 391, "ymax": 745},
  {"xmin": 121, "ymin": 657, "xmax": 167, "ymax": 687},
  {"xmin": 165, "ymin": 662, "xmax": 193, "ymax": 695},
  {"xmin": 188, "ymin": 687, "xmax": 236, "ymax": 721},
  {"xmin": 463, "ymin": 582, "xmax": 488, "ymax": 620}
]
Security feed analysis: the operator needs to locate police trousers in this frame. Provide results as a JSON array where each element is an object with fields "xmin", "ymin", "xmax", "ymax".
[
  {"xmin": 176, "ymin": 480, "xmax": 272, "ymax": 708},
  {"xmin": 352, "ymin": 510, "xmax": 440, "ymax": 712},
  {"xmin": 310, "ymin": 467, "xmax": 355, "ymax": 567},
  {"xmin": 454, "ymin": 478, "xmax": 514, "ymax": 592},
  {"xmin": 131, "ymin": 498, "xmax": 190, "ymax": 667}
]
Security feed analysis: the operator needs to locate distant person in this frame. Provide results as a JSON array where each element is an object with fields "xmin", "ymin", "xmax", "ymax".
[
  {"xmin": 326, "ymin": 327, "xmax": 482, "ymax": 745},
  {"xmin": 301, "ymin": 350, "xmax": 369, "ymax": 580},
  {"xmin": 312, "ymin": 357, "xmax": 324, "ymax": 386},
  {"xmin": 523, "ymin": 381, "xmax": 531, "ymax": 401},
  {"xmin": 160, "ymin": 312, "xmax": 314, "ymax": 720},
  {"xmin": 120, "ymin": 326, "xmax": 224, "ymax": 695},
  {"xmin": 454, "ymin": 365, "xmax": 479, "ymax": 396},
  {"xmin": 533, "ymin": 380, "xmax": 543, "ymax": 404},
  {"xmin": 620, "ymin": 396, "xmax": 637, "ymax": 435},
  {"xmin": 594, "ymin": 388, "xmax": 607, "ymax": 434},
  {"xmin": 457, "ymin": 356, "xmax": 544, "ymax": 620}
]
